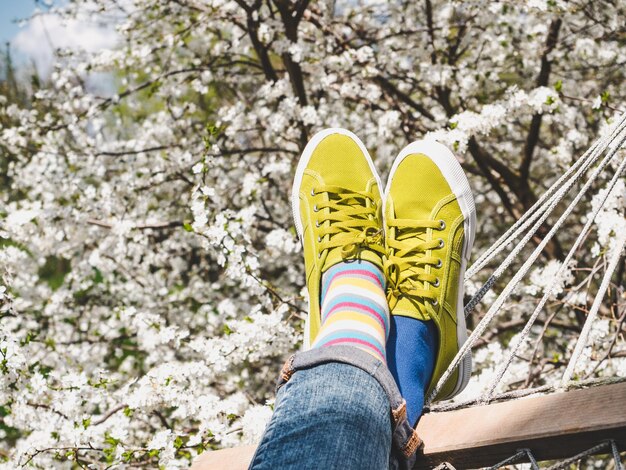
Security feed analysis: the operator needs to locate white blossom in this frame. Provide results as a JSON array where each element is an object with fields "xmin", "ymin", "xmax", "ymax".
[
  {"xmin": 241, "ymin": 405, "xmax": 273, "ymax": 444},
  {"xmin": 1, "ymin": 0, "xmax": 623, "ymax": 467}
]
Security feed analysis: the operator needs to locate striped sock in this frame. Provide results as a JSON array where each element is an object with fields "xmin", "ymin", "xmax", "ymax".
[{"xmin": 312, "ymin": 260, "xmax": 390, "ymax": 363}]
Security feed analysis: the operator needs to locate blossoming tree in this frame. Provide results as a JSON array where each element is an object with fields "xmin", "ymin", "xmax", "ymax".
[{"xmin": 1, "ymin": 0, "xmax": 624, "ymax": 467}]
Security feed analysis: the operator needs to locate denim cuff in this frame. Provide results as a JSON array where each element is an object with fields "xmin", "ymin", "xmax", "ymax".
[{"xmin": 276, "ymin": 345, "xmax": 422, "ymax": 470}]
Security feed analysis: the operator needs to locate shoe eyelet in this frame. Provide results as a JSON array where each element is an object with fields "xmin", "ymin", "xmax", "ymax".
[
  {"xmin": 317, "ymin": 236, "xmax": 322, "ymax": 242},
  {"xmin": 431, "ymin": 298, "xmax": 438, "ymax": 306},
  {"xmin": 436, "ymin": 259, "xmax": 442, "ymax": 268},
  {"xmin": 315, "ymin": 220, "xmax": 320, "ymax": 227},
  {"xmin": 318, "ymin": 252, "xmax": 322, "ymax": 259},
  {"xmin": 438, "ymin": 238, "xmax": 445, "ymax": 248},
  {"xmin": 313, "ymin": 205, "xmax": 319, "ymax": 212},
  {"xmin": 311, "ymin": 188, "xmax": 315, "ymax": 196},
  {"xmin": 433, "ymin": 278, "xmax": 440, "ymax": 287},
  {"xmin": 439, "ymin": 220, "xmax": 446, "ymax": 230}
]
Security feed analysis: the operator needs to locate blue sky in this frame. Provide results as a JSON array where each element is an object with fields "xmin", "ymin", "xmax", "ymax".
[
  {"xmin": 0, "ymin": 1, "xmax": 45, "ymax": 45},
  {"xmin": 0, "ymin": 0, "xmax": 116, "ymax": 79}
]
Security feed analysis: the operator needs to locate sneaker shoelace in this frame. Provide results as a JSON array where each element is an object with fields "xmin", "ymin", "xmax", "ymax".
[
  {"xmin": 384, "ymin": 217, "xmax": 446, "ymax": 311},
  {"xmin": 312, "ymin": 184, "xmax": 385, "ymax": 263}
]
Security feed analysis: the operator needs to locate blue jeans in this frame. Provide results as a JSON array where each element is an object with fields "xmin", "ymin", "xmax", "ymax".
[{"xmin": 249, "ymin": 346, "xmax": 421, "ymax": 470}]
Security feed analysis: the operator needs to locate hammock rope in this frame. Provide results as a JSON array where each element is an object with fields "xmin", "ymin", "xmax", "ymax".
[
  {"xmin": 613, "ymin": 440, "xmax": 626, "ymax": 470},
  {"xmin": 430, "ymin": 375, "xmax": 626, "ymax": 413},
  {"xmin": 488, "ymin": 449, "xmax": 539, "ymax": 470},
  {"xmin": 463, "ymin": 113, "xmax": 626, "ymax": 319},
  {"xmin": 485, "ymin": 440, "xmax": 624, "ymax": 470},
  {"xmin": 561, "ymin": 232, "xmax": 626, "ymax": 384},
  {"xmin": 465, "ymin": 112, "xmax": 626, "ymax": 280},
  {"xmin": 483, "ymin": 153, "xmax": 626, "ymax": 401},
  {"xmin": 463, "ymin": 116, "xmax": 626, "ymax": 318},
  {"xmin": 440, "ymin": 439, "xmax": 623, "ymax": 470},
  {"xmin": 426, "ymin": 113, "xmax": 626, "ymax": 405},
  {"xmin": 545, "ymin": 440, "xmax": 623, "ymax": 470}
]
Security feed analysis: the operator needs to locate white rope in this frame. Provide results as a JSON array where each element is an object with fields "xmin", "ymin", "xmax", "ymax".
[
  {"xmin": 427, "ymin": 121, "xmax": 626, "ymax": 404},
  {"xmin": 432, "ymin": 384, "xmax": 552, "ymax": 412},
  {"xmin": 463, "ymin": 114, "xmax": 626, "ymax": 317},
  {"xmin": 489, "ymin": 440, "xmax": 622, "ymax": 470},
  {"xmin": 611, "ymin": 440, "xmax": 625, "ymax": 470},
  {"xmin": 481, "ymin": 145, "xmax": 626, "ymax": 401},
  {"xmin": 467, "ymin": 112, "xmax": 626, "ymax": 279},
  {"xmin": 466, "ymin": 137, "xmax": 597, "ymax": 279},
  {"xmin": 433, "ymin": 463, "xmax": 457, "ymax": 470},
  {"xmin": 545, "ymin": 441, "xmax": 611, "ymax": 470},
  {"xmin": 487, "ymin": 449, "xmax": 526, "ymax": 469},
  {"xmin": 466, "ymin": 112, "xmax": 626, "ymax": 279},
  {"xmin": 526, "ymin": 449, "xmax": 540, "ymax": 469},
  {"xmin": 487, "ymin": 449, "xmax": 539, "ymax": 470},
  {"xmin": 561, "ymin": 233, "xmax": 626, "ymax": 384},
  {"xmin": 430, "ymin": 375, "xmax": 626, "ymax": 413}
]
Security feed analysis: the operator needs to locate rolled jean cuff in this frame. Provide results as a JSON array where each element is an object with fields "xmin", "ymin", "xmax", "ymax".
[{"xmin": 276, "ymin": 345, "xmax": 422, "ymax": 469}]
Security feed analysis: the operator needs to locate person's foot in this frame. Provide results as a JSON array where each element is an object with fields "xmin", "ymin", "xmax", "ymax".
[
  {"xmin": 292, "ymin": 128, "xmax": 387, "ymax": 356},
  {"xmin": 384, "ymin": 139, "xmax": 476, "ymax": 402}
]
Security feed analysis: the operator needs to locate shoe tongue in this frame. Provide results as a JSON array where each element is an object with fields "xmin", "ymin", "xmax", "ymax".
[
  {"xmin": 323, "ymin": 248, "xmax": 384, "ymax": 275},
  {"xmin": 328, "ymin": 191, "xmax": 365, "ymax": 216},
  {"xmin": 391, "ymin": 153, "xmax": 452, "ymax": 219},
  {"xmin": 391, "ymin": 295, "xmax": 432, "ymax": 321},
  {"xmin": 395, "ymin": 196, "xmax": 427, "ymax": 219},
  {"xmin": 314, "ymin": 135, "xmax": 375, "ymax": 188},
  {"xmin": 397, "ymin": 227, "xmax": 427, "ymax": 246}
]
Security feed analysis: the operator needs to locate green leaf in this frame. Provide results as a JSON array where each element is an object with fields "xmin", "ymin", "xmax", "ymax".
[
  {"xmin": 601, "ymin": 90, "xmax": 610, "ymax": 104},
  {"xmin": 104, "ymin": 434, "xmax": 120, "ymax": 446},
  {"xmin": 92, "ymin": 267, "xmax": 104, "ymax": 284},
  {"xmin": 38, "ymin": 256, "xmax": 71, "ymax": 291},
  {"xmin": 20, "ymin": 331, "xmax": 37, "ymax": 346}
]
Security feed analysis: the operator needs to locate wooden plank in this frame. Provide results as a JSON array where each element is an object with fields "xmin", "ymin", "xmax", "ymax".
[
  {"xmin": 190, "ymin": 382, "xmax": 626, "ymax": 470},
  {"xmin": 415, "ymin": 381, "xmax": 626, "ymax": 469},
  {"xmin": 190, "ymin": 445, "xmax": 257, "ymax": 470}
]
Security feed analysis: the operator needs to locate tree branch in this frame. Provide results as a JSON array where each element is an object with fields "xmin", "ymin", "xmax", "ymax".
[
  {"xmin": 374, "ymin": 76, "xmax": 436, "ymax": 121},
  {"xmin": 86, "ymin": 219, "xmax": 183, "ymax": 230},
  {"xmin": 520, "ymin": 18, "xmax": 562, "ymax": 183}
]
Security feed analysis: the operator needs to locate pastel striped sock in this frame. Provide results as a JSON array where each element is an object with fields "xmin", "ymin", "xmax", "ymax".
[{"xmin": 312, "ymin": 260, "xmax": 390, "ymax": 363}]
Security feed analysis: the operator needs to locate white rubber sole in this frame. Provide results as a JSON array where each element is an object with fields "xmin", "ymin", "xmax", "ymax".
[
  {"xmin": 384, "ymin": 139, "xmax": 476, "ymax": 400},
  {"xmin": 291, "ymin": 128, "xmax": 384, "ymax": 350}
]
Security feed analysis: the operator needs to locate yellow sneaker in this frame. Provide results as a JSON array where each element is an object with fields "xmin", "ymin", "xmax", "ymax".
[
  {"xmin": 292, "ymin": 128, "xmax": 385, "ymax": 348},
  {"xmin": 384, "ymin": 140, "xmax": 476, "ymax": 401}
]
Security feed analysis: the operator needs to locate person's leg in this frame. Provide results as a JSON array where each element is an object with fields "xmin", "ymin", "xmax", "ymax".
[
  {"xmin": 249, "ymin": 345, "xmax": 421, "ymax": 470},
  {"xmin": 249, "ymin": 130, "xmax": 422, "ymax": 470},
  {"xmin": 386, "ymin": 317, "xmax": 437, "ymax": 425},
  {"xmin": 249, "ymin": 361, "xmax": 391, "ymax": 470},
  {"xmin": 251, "ymin": 213, "xmax": 394, "ymax": 469},
  {"xmin": 312, "ymin": 260, "xmax": 390, "ymax": 362},
  {"xmin": 383, "ymin": 140, "xmax": 476, "ymax": 418}
]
